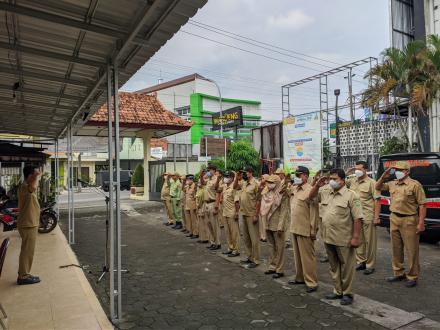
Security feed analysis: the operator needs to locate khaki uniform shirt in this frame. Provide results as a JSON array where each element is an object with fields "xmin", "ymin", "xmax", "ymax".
[
  {"xmin": 160, "ymin": 181, "xmax": 171, "ymax": 201},
  {"xmin": 185, "ymin": 183, "xmax": 197, "ymax": 210},
  {"xmin": 318, "ymin": 185, "xmax": 364, "ymax": 246},
  {"xmin": 221, "ymin": 183, "xmax": 238, "ymax": 218},
  {"xmin": 17, "ymin": 182, "xmax": 40, "ymax": 228},
  {"xmin": 236, "ymin": 177, "xmax": 260, "ymax": 217},
  {"xmin": 289, "ymin": 183, "xmax": 318, "ymax": 237},
  {"xmin": 346, "ymin": 176, "xmax": 380, "ymax": 222},
  {"xmin": 381, "ymin": 177, "xmax": 426, "ymax": 215},
  {"xmin": 204, "ymin": 176, "xmax": 218, "ymax": 202},
  {"xmin": 170, "ymin": 180, "xmax": 182, "ymax": 200},
  {"xmin": 196, "ymin": 186, "xmax": 205, "ymax": 210},
  {"xmin": 263, "ymin": 184, "xmax": 289, "ymax": 232}
]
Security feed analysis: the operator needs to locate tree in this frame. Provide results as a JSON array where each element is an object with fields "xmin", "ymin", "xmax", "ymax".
[
  {"xmin": 131, "ymin": 163, "xmax": 144, "ymax": 187},
  {"xmin": 380, "ymin": 137, "xmax": 408, "ymax": 156}
]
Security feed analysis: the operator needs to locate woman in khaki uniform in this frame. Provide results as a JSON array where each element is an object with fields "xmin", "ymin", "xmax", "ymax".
[
  {"xmin": 261, "ymin": 175, "xmax": 289, "ymax": 278},
  {"xmin": 196, "ymin": 179, "xmax": 208, "ymax": 244},
  {"xmin": 184, "ymin": 175, "xmax": 198, "ymax": 238},
  {"xmin": 161, "ymin": 173, "xmax": 174, "ymax": 226}
]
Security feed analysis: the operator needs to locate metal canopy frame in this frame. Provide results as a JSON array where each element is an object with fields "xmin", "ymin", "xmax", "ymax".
[{"xmin": 0, "ymin": 0, "xmax": 208, "ymax": 325}]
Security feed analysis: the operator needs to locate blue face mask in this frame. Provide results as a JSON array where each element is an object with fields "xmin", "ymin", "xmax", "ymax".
[{"xmin": 206, "ymin": 172, "xmax": 213, "ymax": 178}]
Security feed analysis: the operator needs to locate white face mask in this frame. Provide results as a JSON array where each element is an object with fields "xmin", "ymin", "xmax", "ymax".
[
  {"xmin": 223, "ymin": 178, "xmax": 231, "ymax": 184},
  {"xmin": 329, "ymin": 179, "xmax": 341, "ymax": 190},
  {"xmin": 354, "ymin": 170, "xmax": 364, "ymax": 178},
  {"xmin": 395, "ymin": 171, "xmax": 406, "ymax": 180},
  {"xmin": 267, "ymin": 183, "xmax": 276, "ymax": 190},
  {"xmin": 293, "ymin": 177, "xmax": 303, "ymax": 185}
]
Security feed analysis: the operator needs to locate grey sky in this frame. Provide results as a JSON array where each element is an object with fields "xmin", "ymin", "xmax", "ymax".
[{"xmin": 122, "ymin": 0, "xmax": 390, "ymax": 121}]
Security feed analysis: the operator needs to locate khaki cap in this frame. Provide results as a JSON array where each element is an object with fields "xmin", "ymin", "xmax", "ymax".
[
  {"xmin": 275, "ymin": 168, "xmax": 284, "ymax": 174},
  {"xmin": 394, "ymin": 161, "xmax": 410, "ymax": 170},
  {"xmin": 266, "ymin": 175, "xmax": 281, "ymax": 183},
  {"xmin": 173, "ymin": 172, "xmax": 180, "ymax": 177}
]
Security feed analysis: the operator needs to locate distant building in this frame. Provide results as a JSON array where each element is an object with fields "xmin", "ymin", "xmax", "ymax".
[{"xmin": 137, "ymin": 74, "xmax": 262, "ymax": 158}]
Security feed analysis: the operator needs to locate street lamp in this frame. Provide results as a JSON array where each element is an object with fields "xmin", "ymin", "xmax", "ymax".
[
  {"xmin": 209, "ymin": 79, "xmax": 227, "ymax": 169},
  {"xmin": 334, "ymin": 89, "xmax": 341, "ymax": 168}
]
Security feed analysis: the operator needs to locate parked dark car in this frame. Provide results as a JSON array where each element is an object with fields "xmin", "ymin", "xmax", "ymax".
[
  {"xmin": 99, "ymin": 170, "xmax": 132, "ymax": 192},
  {"xmin": 377, "ymin": 152, "xmax": 440, "ymax": 243}
]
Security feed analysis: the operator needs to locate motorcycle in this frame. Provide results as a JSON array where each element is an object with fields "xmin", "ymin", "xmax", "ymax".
[{"xmin": 0, "ymin": 198, "xmax": 58, "ymax": 233}]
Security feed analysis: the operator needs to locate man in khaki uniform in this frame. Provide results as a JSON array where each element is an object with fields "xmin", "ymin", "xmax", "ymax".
[
  {"xmin": 180, "ymin": 175, "xmax": 189, "ymax": 233},
  {"xmin": 376, "ymin": 161, "xmax": 426, "ymax": 288},
  {"xmin": 202, "ymin": 164, "xmax": 221, "ymax": 250},
  {"xmin": 234, "ymin": 166, "xmax": 261, "ymax": 269},
  {"xmin": 161, "ymin": 173, "xmax": 174, "ymax": 226},
  {"xmin": 220, "ymin": 171, "xmax": 240, "ymax": 257},
  {"xmin": 170, "ymin": 172, "xmax": 183, "ymax": 230},
  {"xmin": 346, "ymin": 161, "xmax": 381, "ymax": 275},
  {"xmin": 310, "ymin": 168, "xmax": 363, "ymax": 305},
  {"xmin": 288, "ymin": 166, "xmax": 319, "ymax": 292},
  {"xmin": 196, "ymin": 178, "xmax": 208, "ymax": 243},
  {"xmin": 17, "ymin": 166, "xmax": 41, "ymax": 285},
  {"xmin": 261, "ymin": 175, "xmax": 289, "ymax": 278},
  {"xmin": 184, "ymin": 175, "xmax": 197, "ymax": 238}
]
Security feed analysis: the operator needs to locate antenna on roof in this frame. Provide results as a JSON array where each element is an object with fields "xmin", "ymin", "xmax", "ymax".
[{"xmin": 157, "ymin": 70, "xmax": 163, "ymax": 84}]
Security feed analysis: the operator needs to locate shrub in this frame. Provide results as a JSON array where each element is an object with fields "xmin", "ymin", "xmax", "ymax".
[{"xmin": 131, "ymin": 163, "xmax": 144, "ymax": 186}]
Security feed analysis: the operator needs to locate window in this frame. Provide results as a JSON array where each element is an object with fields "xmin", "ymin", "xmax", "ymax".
[
  {"xmin": 167, "ymin": 143, "xmax": 192, "ymax": 158},
  {"xmin": 174, "ymin": 105, "xmax": 190, "ymax": 116}
]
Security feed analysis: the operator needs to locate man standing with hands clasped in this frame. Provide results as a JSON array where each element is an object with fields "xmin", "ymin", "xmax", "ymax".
[
  {"xmin": 376, "ymin": 161, "xmax": 426, "ymax": 288},
  {"xmin": 346, "ymin": 161, "xmax": 381, "ymax": 275},
  {"xmin": 17, "ymin": 166, "xmax": 41, "ymax": 285},
  {"xmin": 309, "ymin": 168, "xmax": 363, "ymax": 305}
]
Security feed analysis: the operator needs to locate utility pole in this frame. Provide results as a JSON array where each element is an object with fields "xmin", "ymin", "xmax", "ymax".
[
  {"xmin": 345, "ymin": 69, "xmax": 355, "ymax": 122},
  {"xmin": 210, "ymin": 79, "xmax": 226, "ymax": 169},
  {"xmin": 334, "ymin": 89, "xmax": 341, "ymax": 168}
]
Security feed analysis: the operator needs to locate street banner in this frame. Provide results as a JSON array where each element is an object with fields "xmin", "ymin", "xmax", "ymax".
[
  {"xmin": 211, "ymin": 106, "xmax": 243, "ymax": 131},
  {"xmin": 282, "ymin": 112, "xmax": 322, "ymax": 174}
]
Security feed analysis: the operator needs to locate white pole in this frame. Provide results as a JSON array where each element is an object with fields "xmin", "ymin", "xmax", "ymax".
[
  {"xmin": 211, "ymin": 80, "xmax": 226, "ymax": 168},
  {"xmin": 408, "ymin": 107, "xmax": 413, "ymax": 152},
  {"xmin": 107, "ymin": 63, "xmax": 115, "ymax": 321},
  {"xmin": 113, "ymin": 65, "xmax": 122, "ymax": 320},
  {"xmin": 70, "ymin": 123, "xmax": 75, "ymax": 244}
]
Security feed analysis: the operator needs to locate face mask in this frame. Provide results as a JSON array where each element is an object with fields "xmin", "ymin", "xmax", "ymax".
[
  {"xmin": 354, "ymin": 170, "xmax": 364, "ymax": 178},
  {"xmin": 395, "ymin": 171, "xmax": 405, "ymax": 180},
  {"xmin": 293, "ymin": 177, "xmax": 303, "ymax": 185},
  {"xmin": 329, "ymin": 179, "xmax": 341, "ymax": 190},
  {"xmin": 242, "ymin": 173, "xmax": 248, "ymax": 181},
  {"xmin": 267, "ymin": 183, "xmax": 276, "ymax": 190},
  {"xmin": 223, "ymin": 178, "xmax": 231, "ymax": 184},
  {"xmin": 206, "ymin": 172, "xmax": 212, "ymax": 178},
  {"xmin": 389, "ymin": 168, "xmax": 396, "ymax": 175}
]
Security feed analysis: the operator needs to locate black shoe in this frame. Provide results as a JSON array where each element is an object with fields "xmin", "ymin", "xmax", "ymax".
[
  {"xmin": 201, "ymin": 240, "xmax": 209, "ymax": 244},
  {"xmin": 191, "ymin": 235, "xmax": 199, "ymax": 239},
  {"xmin": 228, "ymin": 252, "xmax": 240, "ymax": 257},
  {"xmin": 340, "ymin": 295, "xmax": 354, "ymax": 305},
  {"xmin": 210, "ymin": 244, "xmax": 221, "ymax": 251},
  {"xmin": 306, "ymin": 286, "xmax": 318, "ymax": 293},
  {"xmin": 364, "ymin": 268, "xmax": 375, "ymax": 275},
  {"xmin": 206, "ymin": 244, "xmax": 215, "ymax": 249},
  {"xmin": 272, "ymin": 273, "xmax": 284, "ymax": 279},
  {"xmin": 17, "ymin": 276, "xmax": 41, "ymax": 285},
  {"xmin": 260, "ymin": 239, "xmax": 267, "ymax": 242},
  {"xmin": 173, "ymin": 223, "xmax": 183, "ymax": 229},
  {"xmin": 222, "ymin": 250, "xmax": 233, "ymax": 255},
  {"xmin": 246, "ymin": 262, "xmax": 258, "ymax": 269},
  {"xmin": 319, "ymin": 256, "xmax": 329, "ymax": 263},
  {"xmin": 288, "ymin": 280, "xmax": 305, "ymax": 285},
  {"xmin": 356, "ymin": 263, "xmax": 366, "ymax": 271},
  {"xmin": 406, "ymin": 280, "xmax": 418, "ymax": 288},
  {"xmin": 264, "ymin": 270, "xmax": 276, "ymax": 275},
  {"xmin": 186, "ymin": 234, "xmax": 193, "ymax": 238},
  {"xmin": 325, "ymin": 293, "xmax": 343, "ymax": 300},
  {"xmin": 386, "ymin": 275, "xmax": 406, "ymax": 282},
  {"xmin": 240, "ymin": 258, "xmax": 252, "ymax": 264},
  {"xmin": 181, "ymin": 228, "xmax": 187, "ymax": 232},
  {"xmin": 164, "ymin": 222, "xmax": 173, "ymax": 226}
]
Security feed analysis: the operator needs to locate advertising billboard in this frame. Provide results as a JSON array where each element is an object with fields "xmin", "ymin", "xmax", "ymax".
[
  {"xmin": 211, "ymin": 106, "xmax": 243, "ymax": 131},
  {"xmin": 282, "ymin": 112, "xmax": 322, "ymax": 174}
]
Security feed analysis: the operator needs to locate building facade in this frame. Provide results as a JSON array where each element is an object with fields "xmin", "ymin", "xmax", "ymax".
[{"xmin": 137, "ymin": 74, "xmax": 262, "ymax": 158}]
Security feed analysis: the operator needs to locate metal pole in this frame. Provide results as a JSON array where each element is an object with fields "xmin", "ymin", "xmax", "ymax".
[
  {"xmin": 334, "ymin": 89, "xmax": 341, "ymax": 168},
  {"xmin": 173, "ymin": 92, "xmax": 176, "ymax": 172},
  {"xmin": 113, "ymin": 65, "xmax": 122, "ymax": 320},
  {"xmin": 70, "ymin": 123, "xmax": 75, "ymax": 244},
  {"xmin": 205, "ymin": 136, "xmax": 208, "ymax": 166},
  {"xmin": 348, "ymin": 68, "xmax": 354, "ymax": 122},
  {"xmin": 211, "ymin": 80, "xmax": 226, "ymax": 168},
  {"xmin": 67, "ymin": 124, "xmax": 72, "ymax": 244},
  {"xmin": 55, "ymin": 139, "xmax": 59, "ymax": 218},
  {"xmin": 408, "ymin": 107, "xmax": 413, "ymax": 152},
  {"xmin": 107, "ymin": 63, "xmax": 115, "ymax": 321},
  {"xmin": 77, "ymin": 152, "xmax": 82, "ymax": 193}
]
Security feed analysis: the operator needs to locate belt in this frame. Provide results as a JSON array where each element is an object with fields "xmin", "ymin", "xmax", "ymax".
[
  {"xmin": 205, "ymin": 199, "xmax": 216, "ymax": 204},
  {"xmin": 392, "ymin": 212, "xmax": 417, "ymax": 218}
]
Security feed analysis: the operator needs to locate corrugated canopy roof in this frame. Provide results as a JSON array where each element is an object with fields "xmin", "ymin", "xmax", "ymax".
[{"xmin": 0, "ymin": 0, "xmax": 207, "ymax": 139}]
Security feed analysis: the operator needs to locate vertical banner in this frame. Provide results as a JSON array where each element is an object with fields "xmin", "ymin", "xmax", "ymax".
[{"xmin": 282, "ymin": 112, "xmax": 322, "ymax": 174}]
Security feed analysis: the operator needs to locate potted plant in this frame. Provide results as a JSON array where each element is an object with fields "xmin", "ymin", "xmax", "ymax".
[{"xmin": 130, "ymin": 163, "xmax": 144, "ymax": 195}]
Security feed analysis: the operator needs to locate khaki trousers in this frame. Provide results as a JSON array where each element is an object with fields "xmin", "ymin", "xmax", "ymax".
[
  {"xmin": 242, "ymin": 215, "xmax": 260, "ymax": 264},
  {"xmin": 356, "ymin": 220, "xmax": 377, "ymax": 269},
  {"xmin": 205, "ymin": 202, "xmax": 220, "ymax": 245},
  {"xmin": 292, "ymin": 234, "xmax": 318, "ymax": 288},
  {"xmin": 197, "ymin": 209, "xmax": 207, "ymax": 240},
  {"xmin": 266, "ymin": 230, "xmax": 286, "ymax": 273},
  {"xmin": 171, "ymin": 198, "xmax": 182, "ymax": 222},
  {"xmin": 259, "ymin": 216, "xmax": 267, "ymax": 240},
  {"xmin": 184, "ymin": 209, "xmax": 197, "ymax": 235},
  {"xmin": 163, "ymin": 199, "xmax": 174, "ymax": 223},
  {"xmin": 18, "ymin": 226, "xmax": 38, "ymax": 277},
  {"xmin": 224, "ymin": 216, "xmax": 240, "ymax": 253},
  {"xmin": 325, "ymin": 243, "xmax": 356, "ymax": 296},
  {"xmin": 390, "ymin": 214, "xmax": 420, "ymax": 281}
]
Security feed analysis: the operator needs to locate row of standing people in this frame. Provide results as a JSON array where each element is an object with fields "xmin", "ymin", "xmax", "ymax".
[{"xmin": 160, "ymin": 160, "xmax": 426, "ymax": 306}]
